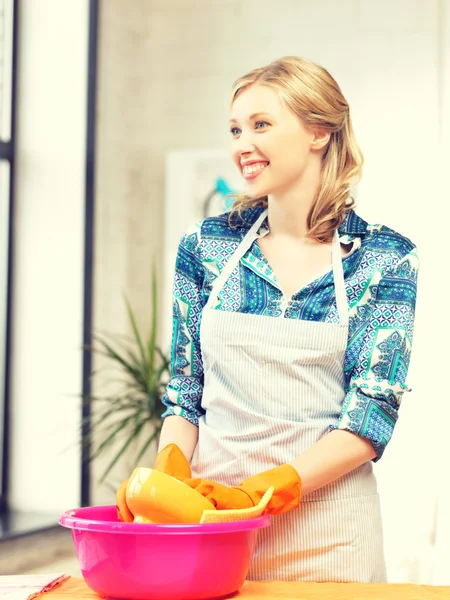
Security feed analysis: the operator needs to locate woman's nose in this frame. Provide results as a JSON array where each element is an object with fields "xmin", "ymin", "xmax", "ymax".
[{"xmin": 234, "ymin": 132, "xmax": 256, "ymax": 155}]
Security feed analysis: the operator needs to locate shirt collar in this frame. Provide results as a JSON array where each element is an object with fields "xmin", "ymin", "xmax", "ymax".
[
  {"xmin": 338, "ymin": 209, "xmax": 368, "ymax": 236},
  {"xmin": 233, "ymin": 206, "xmax": 369, "ymax": 237}
]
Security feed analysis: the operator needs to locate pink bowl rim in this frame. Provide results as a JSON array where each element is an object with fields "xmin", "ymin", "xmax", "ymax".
[{"xmin": 59, "ymin": 505, "xmax": 271, "ymax": 534}]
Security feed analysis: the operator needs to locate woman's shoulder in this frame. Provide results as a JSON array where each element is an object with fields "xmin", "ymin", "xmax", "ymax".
[
  {"xmin": 343, "ymin": 209, "xmax": 419, "ymax": 284},
  {"xmin": 180, "ymin": 206, "xmax": 263, "ymax": 249},
  {"xmin": 200, "ymin": 206, "xmax": 264, "ymax": 235},
  {"xmin": 343, "ymin": 209, "xmax": 417, "ymax": 256}
]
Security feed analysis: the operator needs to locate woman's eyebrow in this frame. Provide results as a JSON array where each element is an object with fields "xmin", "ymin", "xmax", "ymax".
[{"xmin": 229, "ymin": 112, "xmax": 272, "ymax": 124}]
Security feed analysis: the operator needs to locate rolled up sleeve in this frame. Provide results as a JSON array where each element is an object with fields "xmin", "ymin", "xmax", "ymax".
[
  {"xmin": 161, "ymin": 227, "xmax": 206, "ymax": 425},
  {"xmin": 330, "ymin": 247, "xmax": 419, "ymax": 460}
]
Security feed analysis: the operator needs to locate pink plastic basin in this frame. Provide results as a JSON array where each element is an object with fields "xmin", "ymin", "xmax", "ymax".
[{"xmin": 59, "ymin": 505, "xmax": 270, "ymax": 600}]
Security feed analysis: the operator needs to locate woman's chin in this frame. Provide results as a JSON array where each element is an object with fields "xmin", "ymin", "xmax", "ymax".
[{"xmin": 244, "ymin": 182, "xmax": 271, "ymax": 199}]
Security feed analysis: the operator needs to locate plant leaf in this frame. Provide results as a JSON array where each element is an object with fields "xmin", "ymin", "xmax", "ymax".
[
  {"xmin": 92, "ymin": 329, "xmax": 137, "ymax": 345},
  {"xmin": 78, "ymin": 268, "xmax": 170, "ymax": 475},
  {"xmin": 99, "ymin": 418, "xmax": 148, "ymax": 481},
  {"xmin": 123, "ymin": 295, "xmax": 147, "ymax": 370},
  {"xmin": 147, "ymin": 264, "xmax": 158, "ymax": 387},
  {"xmin": 91, "ymin": 335, "xmax": 147, "ymax": 388},
  {"xmin": 156, "ymin": 346, "xmax": 171, "ymax": 369},
  {"xmin": 91, "ymin": 335, "xmax": 142, "ymax": 371},
  {"xmin": 133, "ymin": 425, "xmax": 161, "ymax": 465},
  {"xmin": 91, "ymin": 332, "xmax": 148, "ymax": 381},
  {"xmin": 90, "ymin": 414, "xmax": 136, "ymax": 462}
]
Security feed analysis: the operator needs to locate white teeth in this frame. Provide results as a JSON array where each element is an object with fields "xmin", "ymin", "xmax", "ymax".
[{"xmin": 242, "ymin": 163, "xmax": 268, "ymax": 175}]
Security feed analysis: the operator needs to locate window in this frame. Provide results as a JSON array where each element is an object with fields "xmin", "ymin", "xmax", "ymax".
[{"xmin": 0, "ymin": 0, "xmax": 17, "ymax": 513}]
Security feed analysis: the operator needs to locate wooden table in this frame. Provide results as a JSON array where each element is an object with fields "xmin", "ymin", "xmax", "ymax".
[{"xmin": 47, "ymin": 576, "xmax": 450, "ymax": 599}]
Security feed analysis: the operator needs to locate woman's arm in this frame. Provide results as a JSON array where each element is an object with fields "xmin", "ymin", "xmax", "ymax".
[
  {"xmin": 290, "ymin": 429, "xmax": 376, "ymax": 495},
  {"xmin": 294, "ymin": 246, "xmax": 419, "ymax": 496},
  {"xmin": 158, "ymin": 415, "xmax": 199, "ymax": 462},
  {"xmin": 158, "ymin": 224, "xmax": 206, "ymax": 463}
]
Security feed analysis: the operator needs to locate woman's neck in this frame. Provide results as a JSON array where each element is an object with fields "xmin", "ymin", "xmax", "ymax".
[{"xmin": 266, "ymin": 170, "xmax": 321, "ymax": 242}]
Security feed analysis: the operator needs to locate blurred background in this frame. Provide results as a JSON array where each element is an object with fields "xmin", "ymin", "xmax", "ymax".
[{"xmin": 0, "ymin": 0, "xmax": 449, "ymax": 584}]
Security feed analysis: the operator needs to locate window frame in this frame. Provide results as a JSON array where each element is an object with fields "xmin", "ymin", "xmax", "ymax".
[{"xmin": 0, "ymin": 0, "xmax": 19, "ymax": 514}]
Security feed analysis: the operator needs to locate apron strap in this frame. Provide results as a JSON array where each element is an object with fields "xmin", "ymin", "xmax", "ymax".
[
  {"xmin": 206, "ymin": 208, "xmax": 349, "ymax": 326},
  {"xmin": 205, "ymin": 209, "xmax": 268, "ymax": 309},
  {"xmin": 332, "ymin": 229, "xmax": 349, "ymax": 326}
]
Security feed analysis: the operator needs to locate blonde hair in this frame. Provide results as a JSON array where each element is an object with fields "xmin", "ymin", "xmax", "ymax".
[{"xmin": 228, "ymin": 56, "xmax": 363, "ymax": 243}]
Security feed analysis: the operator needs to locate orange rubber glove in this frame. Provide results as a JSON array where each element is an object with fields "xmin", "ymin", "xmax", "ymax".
[
  {"xmin": 152, "ymin": 442, "xmax": 192, "ymax": 479},
  {"xmin": 182, "ymin": 464, "xmax": 302, "ymax": 515},
  {"xmin": 116, "ymin": 479, "xmax": 134, "ymax": 523},
  {"xmin": 116, "ymin": 443, "xmax": 192, "ymax": 522}
]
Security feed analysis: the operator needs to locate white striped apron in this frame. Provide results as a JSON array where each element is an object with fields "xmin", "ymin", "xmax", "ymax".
[{"xmin": 191, "ymin": 208, "xmax": 387, "ymax": 582}]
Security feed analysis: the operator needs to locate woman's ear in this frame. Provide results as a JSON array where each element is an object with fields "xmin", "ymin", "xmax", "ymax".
[{"xmin": 311, "ymin": 128, "xmax": 331, "ymax": 151}]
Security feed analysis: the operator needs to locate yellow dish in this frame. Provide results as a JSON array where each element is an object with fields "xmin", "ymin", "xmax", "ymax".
[{"xmin": 126, "ymin": 467, "xmax": 216, "ymax": 524}]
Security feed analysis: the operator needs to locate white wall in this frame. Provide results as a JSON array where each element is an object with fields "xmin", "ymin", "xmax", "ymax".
[{"xmin": 9, "ymin": 0, "xmax": 89, "ymax": 513}]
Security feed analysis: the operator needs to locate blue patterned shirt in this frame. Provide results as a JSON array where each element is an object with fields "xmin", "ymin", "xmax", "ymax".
[{"xmin": 161, "ymin": 207, "xmax": 419, "ymax": 460}]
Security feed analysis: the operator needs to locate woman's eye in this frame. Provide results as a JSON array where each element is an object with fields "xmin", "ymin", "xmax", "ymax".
[{"xmin": 230, "ymin": 121, "xmax": 269, "ymax": 136}]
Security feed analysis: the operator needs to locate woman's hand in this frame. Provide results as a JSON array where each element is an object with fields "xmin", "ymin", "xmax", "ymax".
[
  {"xmin": 182, "ymin": 464, "xmax": 302, "ymax": 515},
  {"xmin": 116, "ymin": 444, "xmax": 302, "ymax": 520},
  {"xmin": 152, "ymin": 442, "xmax": 192, "ymax": 478}
]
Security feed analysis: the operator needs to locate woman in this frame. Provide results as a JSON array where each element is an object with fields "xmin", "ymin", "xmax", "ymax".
[{"xmin": 120, "ymin": 56, "xmax": 419, "ymax": 582}]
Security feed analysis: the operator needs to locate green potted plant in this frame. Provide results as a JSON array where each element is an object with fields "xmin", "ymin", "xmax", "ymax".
[{"xmin": 82, "ymin": 269, "xmax": 170, "ymax": 483}]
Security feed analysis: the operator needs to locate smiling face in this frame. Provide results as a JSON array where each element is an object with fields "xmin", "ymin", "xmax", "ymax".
[{"xmin": 229, "ymin": 84, "xmax": 321, "ymax": 199}]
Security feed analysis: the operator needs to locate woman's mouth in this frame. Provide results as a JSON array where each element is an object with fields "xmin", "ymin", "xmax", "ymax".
[{"xmin": 242, "ymin": 162, "xmax": 269, "ymax": 180}]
